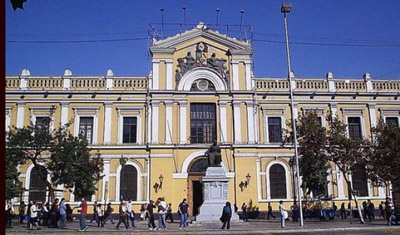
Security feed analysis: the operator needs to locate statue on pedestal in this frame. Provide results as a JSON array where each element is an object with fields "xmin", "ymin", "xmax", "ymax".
[{"xmin": 205, "ymin": 141, "xmax": 222, "ymax": 167}]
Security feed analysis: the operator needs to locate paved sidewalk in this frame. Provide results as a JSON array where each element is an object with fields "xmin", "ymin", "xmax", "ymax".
[{"xmin": 5, "ymin": 217, "xmax": 400, "ymax": 234}]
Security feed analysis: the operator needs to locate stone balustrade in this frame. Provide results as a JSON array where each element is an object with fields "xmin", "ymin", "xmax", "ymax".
[
  {"xmin": 27, "ymin": 77, "xmax": 63, "ymax": 89},
  {"xmin": 113, "ymin": 77, "xmax": 148, "ymax": 90}
]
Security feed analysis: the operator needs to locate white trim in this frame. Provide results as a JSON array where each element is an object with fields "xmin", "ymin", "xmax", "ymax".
[
  {"xmin": 181, "ymin": 150, "xmax": 229, "ymax": 175},
  {"xmin": 30, "ymin": 107, "xmax": 55, "ymax": 132},
  {"xmin": 165, "ymin": 101, "xmax": 173, "ymax": 144},
  {"xmin": 151, "ymin": 101, "xmax": 159, "ymax": 144},
  {"xmin": 245, "ymin": 62, "xmax": 252, "ymax": 90},
  {"xmin": 177, "ymin": 67, "xmax": 227, "ymax": 91},
  {"xmin": 266, "ymin": 160, "xmax": 291, "ymax": 200},
  {"xmin": 152, "ymin": 60, "xmax": 159, "ymax": 90},
  {"xmin": 263, "ymin": 113, "xmax": 285, "ymax": 144},
  {"xmin": 336, "ymin": 165, "xmax": 345, "ymax": 198},
  {"xmin": 343, "ymin": 112, "xmax": 366, "ymax": 139},
  {"xmin": 16, "ymin": 103, "xmax": 25, "ymax": 128},
  {"xmin": 233, "ymin": 102, "xmax": 242, "ymax": 144},
  {"xmin": 102, "ymin": 159, "xmax": 110, "ymax": 202},
  {"xmin": 172, "ymin": 173, "xmax": 188, "ymax": 179},
  {"xmin": 368, "ymin": 104, "xmax": 377, "ymax": 128},
  {"xmin": 246, "ymin": 102, "xmax": 256, "ymax": 144},
  {"xmin": 6, "ymin": 107, "xmax": 12, "ymax": 133},
  {"xmin": 219, "ymin": 101, "xmax": 228, "ymax": 144},
  {"xmin": 330, "ymin": 103, "xmax": 337, "ymax": 119},
  {"xmin": 166, "ymin": 61, "xmax": 173, "ymax": 90},
  {"xmin": 150, "ymin": 154, "xmax": 173, "ymax": 158},
  {"xmin": 179, "ymin": 101, "xmax": 187, "ymax": 144},
  {"xmin": 60, "ymin": 103, "xmax": 69, "ymax": 126},
  {"xmin": 25, "ymin": 163, "xmax": 50, "ymax": 203},
  {"xmin": 117, "ymin": 110, "xmax": 142, "ymax": 145},
  {"xmin": 232, "ymin": 62, "xmax": 239, "ymax": 90},
  {"xmin": 73, "ymin": 107, "xmax": 99, "ymax": 145},
  {"xmin": 115, "ymin": 161, "xmax": 142, "ymax": 202},
  {"xmin": 103, "ymin": 103, "xmax": 113, "ymax": 144},
  {"xmin": 256, "ymin": 158, "xmax": 262, "ymax": 200}
]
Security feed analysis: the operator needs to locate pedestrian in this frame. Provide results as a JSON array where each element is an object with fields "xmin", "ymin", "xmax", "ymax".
[
  {"xmin": 157, "ymin": 197, "xmax": 167, "ymax": 230},
  {"xmin": 49, "ymin": 198, "xmax": 59, "ymax": 228},
  {"xmin": 267, "ymin": 202, "xmax": 276, "ymax": 220},
  {"xmin": 73, "ymin": 197, "xmax": 88, "ymax": 232},
  {"xmin": 140, "ymin": 203, "xmax": 147, "ymax": 221},
  {"xmin": 362, "ymin": 201, "xmax": 368, "ymax": 220},
  {"xmin": 385, "ymin": 197, "xmax": 398, "ymax": 225},
  {"xmin": 241, "ymin": 202, "xmax": 248, "ymax": 221},
  {"xmin": 97, "ymin": 203, "xmax": 104, "ymax": 227},
  {"xmin": 65, "ymin": 203, "xmax": 73, "ymax": 222},
  {"xmin": 366, "ymin": 199, "xmax": 375, "ymax": 222},
  {"xmin": 126, "ymin": 198, "xmax": 135, "ymax": 228},
  {"xmin": 19, "ymin": 201, "xmax": 26, "ymax": 224},
  {"xmin": 178, "ymin": 198, "xmax": 189, "ymax": 229},
  {"xmin": 104, "ymin": 203, "xmax": 115, "ymax": 225},
  {"xmin": 332, "ymin": 202, "xmax": 338, "ymax": 218},
  {"xmin": 220, "ymin": 201, "xmax": 232, "ymax": 229},
  {"xmin": 165, "ymin": 203, "xmax": 174, "ymax": 223},
  {"xmin": 116, "ymin": 201, "xmax": 128, "ymax": 230},
  {"xmin": 379, "ymin": 201, "xmax": 385, "ymax": 218},
  {"xmin": 90, "ymin": 201, "xmax": 98, "ymax": 224},
  {"xmin": 29, "ymin": 201, "xmax": 41, "ymax": 230},
  {"xmin": 26, "ymin": 201, "xmax": 32, "ymax": 229},
  {"xmin": 41, "ymin": 202, "xmax": 49, "ymax": 227},
  {"xmin": 147, "ymin": 200, "xmax": 157, "ymax": 230},
  {"xmin": 59, "ymin": 198, "xmax": 67, "ymax": 229},
  {"xmin": 6, "ymin": 200, "xmax": 14, "ymax": 228},
  {"xmin": 340, "ymin": 202, "xmax": 347, "ymax": 219},
  {"xmin": 290, "ymin": 201, "xmax": 299, "ymax": 222},
  {"xmin": 279, "ymin": 200, "xmax": 288, "ymax": 228}
]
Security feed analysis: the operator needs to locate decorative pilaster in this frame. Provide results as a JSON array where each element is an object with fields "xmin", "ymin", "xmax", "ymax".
[
  {"xmin": 165, "ymin": 101, "xmax": 173, "ymax": 144},
  {"xmin": 368, "ymin": 103, "xmax": 377, "ymax": 129},
  {"xmin": 102, "ymin": 158, "xmax": 111, "ymax": 202},
  {"xmin": 246, "ymin": 101, "xmax": 256, "ymax": 144},
  {"xmin": 16, "ymin": 102, "xmax": 25, "ymax": 128},
  {"xmin": 218, "ymin": 101, "xmax": 228, "ymax": 143},
  {"xmin": 151, "ymin": 100, "xmax": 160, "ymax": 144},
  {"xmin": 19, "ymin": 69, "xmax": 30, "ymax": 90},
  {"xmin": 326, "ymin": 72, "xmax": 336, "ymax": 92},
  {"xmin": 151, "ymin": 59, "xmax": 160, "ymax": 90},
  {"xmin": 165, "ymin": 60, "xmax": 173, "ymax": 90},
  {"xmin": 60, "ymin": 102, "xmax": 69, "ymax": 126},
  {"xmin": 364, "ymin": 72, "xmax": 373, "ymax": 92},
  {"xmin": 233, "ymin": 101, "xmax": 242, "ymax": 144},
  {"xmin": 105, "ymin": 69, "xmax": 114, "ymax": 90},
  {"xmin": 62, "ymin": 69, "xmax": 72, "ymax": 90},
  {"xmin": 245, "ymin": 61, "xmax": 252, "ymax": 90},
  {"xmin": 330, "ymin": 103, "xmax": 337, "ymax": 118},
  {"xmin": 103, "ymin": 102, "xmax": 113, "ymax": 145},
  {"xmin": 232, "ymin": 61, "xmax": 239, "ymax": 90},
  {"xmin": 179, "ymin": 101, "xmax": 187, "ymax": 144}
]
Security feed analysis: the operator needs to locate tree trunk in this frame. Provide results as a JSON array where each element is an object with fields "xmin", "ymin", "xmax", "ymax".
[{"xmin": 343, "ymin": 174, "xmax": 365, "ymax": 224}]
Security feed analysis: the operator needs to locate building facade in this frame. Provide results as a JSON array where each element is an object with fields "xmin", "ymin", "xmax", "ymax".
[{"xmin": 5, "ymin": 23, "xmax": 400, "ymax": 214}]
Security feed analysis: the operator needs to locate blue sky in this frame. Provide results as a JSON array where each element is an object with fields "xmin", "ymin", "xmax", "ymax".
[{"xmin": 5, "ymin": 0, "xmax": 400, "ymax": 79}]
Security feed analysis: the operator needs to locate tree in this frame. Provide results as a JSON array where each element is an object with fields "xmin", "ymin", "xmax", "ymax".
[
  {"xmin": 325, "ymin": 115, "xmax": 367, "ymax": 224},
  {"xmin": 5, "ymin": 131, "xmax": 25, "ymax": 199},
  {"xmin": 295, "ymin": 111, "xmax": 329, "ymax": 197},
  {"xmin": 5, "ymin": 119, "xmax": 103, "ymax": 202},
  {"xmin": 366, "ymin": 119, "xmax": 400, "ymax": 196}
]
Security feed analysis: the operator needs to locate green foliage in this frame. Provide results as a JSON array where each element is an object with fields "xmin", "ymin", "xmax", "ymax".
[{"xmin": 367, "ymin": 119, "xmax": 400, "ymax": 192}]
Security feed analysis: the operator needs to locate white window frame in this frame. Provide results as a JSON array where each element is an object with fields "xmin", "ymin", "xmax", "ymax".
[
  {"xmin": 73, "ymin": 107, "xmax": 99, "ymax": 145},
  {"xmin": 301, "ymin": 107, "xmax": 326, "ymax": 127},
  {"xmin": 262, "ymin": 108, "xmax": 286, "ymax": 144},
  {"xmin": 266, "ymin": 160, "xmax": 291, "ymax": 200},
  {"xmin": 29, "ymin": 107, "xmax": 55, "ymax": 132},
  {"xmin": 117, "ymin": 107, "xmax": 142, "ymax": 145},
  {"xmin": 115, "ymin": 161, "xmax": 142, "ymax": 202},
  {"xmin": 342, "ymin": 109, "xmax": 366, "ymax": 139},
  {"xmin": 380, "ymin": 109, "xmax": 400, "ymax": 127}
]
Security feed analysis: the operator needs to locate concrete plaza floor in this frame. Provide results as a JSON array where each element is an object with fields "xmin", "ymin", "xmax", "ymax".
[{"xmin": 5, "ymin": 217, "xmax": 400, "ymax": 234}]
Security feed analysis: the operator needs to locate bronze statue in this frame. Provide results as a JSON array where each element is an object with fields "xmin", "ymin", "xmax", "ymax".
[{"xmin": 205, "ymin": 141, "xmax": 222, "ymax": 167}]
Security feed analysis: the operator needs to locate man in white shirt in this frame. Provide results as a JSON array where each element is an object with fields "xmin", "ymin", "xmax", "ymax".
[
  {"xmin": 157, "ymin": 197, "xmax": 167, "ymax": 230},
  {"xmin": 126, "ymin": 199, "xmax": 135, "ymax": 228},
  {"xmin": 279, "ymin": 200, "xmax": 287, "ymax": 228},
  {"xmin": 30, "ymin": 201, "xmax": 40, "ymax": 230}
]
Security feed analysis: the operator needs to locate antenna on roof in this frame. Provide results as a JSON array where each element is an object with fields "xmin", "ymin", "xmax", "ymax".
[
  {"xmin": 216, "ymin": 8, "xmax": 220, "ymax": 31},
  {"xmin": 239, "ymin": 10, "xmax": 245, "ymax": 32},
  {"xmin": 182, "ymin": 6, "xmax": 187, "ymax": 30},
  {"xmin": 160, "ymin": 8, "xmax": 165, "ymax": 39}
]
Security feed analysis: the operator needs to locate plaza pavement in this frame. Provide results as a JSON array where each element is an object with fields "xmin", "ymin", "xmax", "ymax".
[{"xmin": 5, "ymin": 217, "xmax": 400, "ymax": 234}]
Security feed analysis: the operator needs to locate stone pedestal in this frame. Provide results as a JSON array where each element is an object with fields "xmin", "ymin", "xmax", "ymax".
[{"xmin": 195, "ymin": 167, "xmax": 239, "ymax": 222}]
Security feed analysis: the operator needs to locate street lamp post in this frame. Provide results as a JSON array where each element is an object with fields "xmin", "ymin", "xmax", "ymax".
[{"xmin": 281, "ymin": 2, "xmax": 304, "ymax": 227}]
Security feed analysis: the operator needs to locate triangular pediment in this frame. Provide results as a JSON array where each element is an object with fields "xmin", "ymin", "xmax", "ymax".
[{"xmin": 150, "ymin": 23, "xmax": 252, "ymax": 54}]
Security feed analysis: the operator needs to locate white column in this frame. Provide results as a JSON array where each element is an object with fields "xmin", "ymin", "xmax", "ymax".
[
  {"xmin": 245, "ymin": 61, "xmax": 252, "ymax": 90},
  {"xmin": 330, "ymin": 103, "xmax": 337, "ymax": 119},
  {"xmin": 147, "ymin": 103, "xmax": 152, "ymax": 143},
  {"xmin": 152, "ymin": 60, "xmax": 160, "ymax": 90},
  {"xmin": 165, "ymin": 60, "xmax": 173, "ymax": 90},
  {"xmin": 19, "ymin": 69, "xmax": 29, "ymax": 90},
  {"xmin": 102, "ymin": 159, "xmax": 110, "ymax": 202},
  {"xmin": 256, "ymin": 157, "xmax": 262, "ymax": 200},
  {"xmin": 246, "ymin": 101, "xmax": 256, "ymax": 144},
  {"xmin": 151, "ymin": 101, "xmax": 160, "ymax": 144},
  {"xmin": 378, "ymin": 186, "xmax": 385, "ymax": 197},
  {"xmin": 232, "ymin": 61, "xmax": 239, "ymax": 90},
  {"xmin": 179, "ymin": 101, "xmax": 187, "ymax": 144},
  {"xmin": 6, "ymin": 107, "xmax": 12, "ymax": 133},
  {"xmin": 293, "ymin": 103, "xmax": 299, "ymax": 120},
  {"xmin": 336, "ymin": 165, "xmax": 345, "ymax": 198},
  {"xmin": 219, "ymin": 101, "xmax": 228, "ymax": 143},
  {"xmin": 165, "ymin": 101, "xmax": 173, "ymax": 144},
  {"xmin": 103, "ymin": 102, "xmax": 113, "ymax": 145},
  {"xmin": 368, "ymin": 103, "xmax": 377, "ymax": 128},
  {"xmin": 233, "ymin": 101, "xmax": 242, "ymax": 144},
  {"xmin": 16, "ymin": 103, "xmax": 25, "ymax": 128}
]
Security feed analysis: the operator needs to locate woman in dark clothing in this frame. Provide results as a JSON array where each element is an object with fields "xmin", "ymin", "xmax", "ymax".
[
  {"xmin": 340, "ymin": 202, "xmax": 347, "ymax": 219},
  {"xmin": 19, "ymin": 201, "xmax": 26, "ymax": 224},
  {"xmin": 220, "ymin": 201, "xmax": 232, "ymax": 230},
  {"xmin": 65, "ymin": 203, "xmax": 73, "ymax": 222},
  {"xmin": 147, "ymin": 200, "xmax": 157, "ymax": 230}
]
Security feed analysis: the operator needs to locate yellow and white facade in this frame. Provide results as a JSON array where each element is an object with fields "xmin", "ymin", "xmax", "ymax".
[{"xmin": 5, "ymin": 24, "xmax": 400, "ymax": 213}]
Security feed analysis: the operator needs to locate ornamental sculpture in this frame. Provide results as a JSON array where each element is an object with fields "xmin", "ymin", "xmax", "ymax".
[
  {"xmin": 205, "ymin": 140, "xmax": 222, "ymax": 167},
  {"xmin": 176, "ymin": 42, "xmax": 230, "ymax": 89}
]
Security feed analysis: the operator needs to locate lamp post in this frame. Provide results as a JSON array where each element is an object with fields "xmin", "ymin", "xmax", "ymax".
[{"xmin": 281, "ymin": 2, "xmax": 304, "ymax": 227}]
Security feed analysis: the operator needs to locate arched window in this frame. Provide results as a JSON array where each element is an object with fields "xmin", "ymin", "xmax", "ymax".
[
  {"xmin": 120, "ymin": 165, "xmax": 138, "ymax": 201},
  {"xmin": 29, "ymin": 166, "xmax": 47, "ymax": 202},
  {"xmin": 188, "ymin": 157, "xmax": 208, "ymax": 174},
  {"xmin": 269, "ymin": 164, "xmax": 287, "ymax": 199},
  {"xmin": 352, "ymin": 164, "xmax": 369, "ymax": 197}
]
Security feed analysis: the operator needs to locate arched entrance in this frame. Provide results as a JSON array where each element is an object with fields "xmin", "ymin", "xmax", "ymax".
[{"xmin": 187, "ymin": 156, "xmax": 208, "ymax": 216}]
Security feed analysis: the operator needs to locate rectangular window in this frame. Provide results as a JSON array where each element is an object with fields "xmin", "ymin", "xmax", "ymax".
[
  {"xmin": 348, "ymin": 117, "xmax": 362, "ymax": 139},
  {"xmin": 386, "ymin": 117, "xmax": 399, "ymax": 127},
  {"xmin": 190, "ymin": 103, "xmax": 216, "ymax": 144},
  {"xmin": 317, "ymin": 117, "xmax": 322, "ymax": 127},
  {"xmin": 268, "ymin": 117, "xmax": 282, "ymax": 143},
  {"xmin": 123, "ymin": 117, "xmax": 137, "ymax": 143},
  {"xmin": 79, "ymin": 117, "xmax": 94, "ymax": 144},
  {"xmin": 35, "ymin": 117, "xmax": 50, "ymax": 135}
]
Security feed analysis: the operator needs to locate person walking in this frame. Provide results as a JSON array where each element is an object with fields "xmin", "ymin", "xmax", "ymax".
[
  {"xmin": 291, "ymin": 201, "xmax": 299, "ymax": 222},
  {"xmin": 26, "ymin": 201, "xmax": 32, "ymax": 229},
  {"xmin": 241, "ymin": 202, "xmax": 248, "ymax": 222},
  {"xmin": 140, "ymin": 203, "xmax": 147, "ymax": 221},
  {"xmin": 147, "ymin": 200, "xmax": 157, "ymax": 230},
  {"xmin": 366, "ymin": 200, "xmax": 375, "ymax": 222},
  {"xmin": 29, "ymin": 201, "xmax": 41, "ymax": 230},
  {"xmin": 267, "ymin": 202, "xmax": 276, "ymax": 220},
  {"xmin": 165, "ymin": 203, "xmax": 174, "ymax": 223},
  {"xmin": 126, "ymin": 199, "xmax": 135, "ymax": 228},
  {"xmin": 89, "ymin": 201, "xmax": 98, "ymax": 224},
  {"xmin": 178, "ymin": 198, "xmax": 189, "ymax": 229},
  {"xmin": 332, "ymin": 202, "xmax": 338, "ymax": 218},
  {"xmin": 220, "ymin": 201, "xmax": 232, "ymax": 229},
  {"xmin": 97, "ymin": 203, "xmax": 104, "ymax": 227},
  {"xmin": 65, "ymin": 203, "xmax": 73, "ymax": 222},
  {"xmin": 19, "ymin": 201, "xmax": 26, "ymax": 225},
  {"xmin": 116, "ymin": 201, "xmax": 128, "ymax": 230},
  {"xmin": 74, "ymin": 197, "xmax": 88, "ymax": 232},
  {"xmin": 49, "ymin": 198, "xmax": 59, "ymax": 228},
  {"xmin": 41, "ymin": 202, "xmax": 49, "ymax": 227},
  {"xmin": 157, "ymin": 197, "xmax": 167, "ymax": 230},
  {"xmin": 379, "ymin": 201, "xmax": 385, "ymax": 218},
  {"xmin": 6, "ymin": 200, "xmax": 14, "ymax": 228},
  {"xmin": 279, "ymin": 200, "xmax": 288, "ymax": 228},
  {"xmin": 104, "ymin": 203, "xmax": 115, "ymax": 225},
  {"xmin": 340, "ymin": 202, "xmax": 347, "ymax": 219},
  {"xmin": 59, "ymin": 198, "xmax": 67, "ymax": 229}
]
